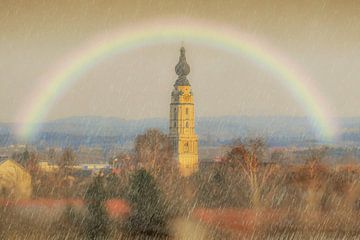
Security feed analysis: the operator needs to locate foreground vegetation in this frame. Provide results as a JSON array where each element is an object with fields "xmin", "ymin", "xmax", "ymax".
[{"xmin": 2, "ymin": 129, "xmax": 360, "ymax": 239}]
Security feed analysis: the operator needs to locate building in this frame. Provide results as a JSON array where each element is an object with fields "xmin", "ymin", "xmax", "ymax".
[
  {"xmin": 76, "ymin": 163, "xmax": 111, "ymax": 172},
  {"xmin": 0, "ymin": 159, "xmax": 32, "ymax": 199},
  {"xmin": 169, "ymin": 47, "xmax": 199, "ymax": 176},
  {"xmin": 38, "ymin": 161, "xmax": 59, "ymax": 172},
  {"xmin": 38, "ymin": 161, "xmax": 110, "ymax": 173}
]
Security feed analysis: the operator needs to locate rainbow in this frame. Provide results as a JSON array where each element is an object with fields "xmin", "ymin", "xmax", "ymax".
[{"xmin": 16, "ymin": 18, "xmax": 338, "ymax": 141}]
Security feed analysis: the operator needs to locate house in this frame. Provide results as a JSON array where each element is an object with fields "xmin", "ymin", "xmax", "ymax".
[{"xmin": 0, "ymin": 159, "xmax": 32, "ymax": 199}]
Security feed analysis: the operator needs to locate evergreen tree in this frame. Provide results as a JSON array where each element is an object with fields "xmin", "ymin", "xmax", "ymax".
[
  {"xmin": 126, "ymin": 169, "xmax": 168, "ymax": 236},
  {"xmin": 84, "ymin": 174, "xmax": 108, "ymax": 240},
  {"xmin": 106, "ymin": 173, "xmax": 122, "ymax": 198}
]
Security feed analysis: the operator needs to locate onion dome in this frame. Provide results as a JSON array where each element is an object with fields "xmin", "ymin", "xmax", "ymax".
[{"xmin": 174, "ymin": 47, "xmax": 191, "ymax": 86}]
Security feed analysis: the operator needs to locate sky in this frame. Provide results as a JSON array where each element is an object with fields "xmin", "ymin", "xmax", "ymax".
[{"xmin": 1, "ymin": 0, "xmax": 360, "ymax": 122}]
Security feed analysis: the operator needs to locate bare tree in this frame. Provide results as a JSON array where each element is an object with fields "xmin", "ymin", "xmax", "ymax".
[
  {"xmin": 48, "ymin": 148, "xmax": 56, "ymax": 163},
  {"xmin": 110, "ymin": 152, "xmax": 132, "ymax": 171},
  {"xmin": 225, "ymin": 138, "xmax": 275, "ymax": 208},
  {"xmin": 293, "ymin": 147, "xmax": 329, "ymax": 210},
  {"xmin": 58, "ymin": 148, "xmax": 76, "ymax": 175},
  {"xmin": 134, "ymin": 129, "xmax": 173, "ymax": 175},
  {"xmin": 57, "ymin": 148, "xmax": 77, "ymax": 196}
]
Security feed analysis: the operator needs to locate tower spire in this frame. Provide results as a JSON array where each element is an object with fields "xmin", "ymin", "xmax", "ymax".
[
  {"xmin": 174, "ymin": 47, "xmax": 190, "ymax": 86},
  {"xmin": 170, "ymin": 47, "xmax": 198, "ymax": 176}
]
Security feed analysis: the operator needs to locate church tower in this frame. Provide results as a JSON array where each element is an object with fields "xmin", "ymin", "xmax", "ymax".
[{"xmin": 169, "ymin": 47, "xmax": 199, "ymax": 176}]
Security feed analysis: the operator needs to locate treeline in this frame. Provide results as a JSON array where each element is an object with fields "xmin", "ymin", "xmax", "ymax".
[
  {"xmin": 18, "ymin": 129, "xmax": 360, "ymax": 212},
  {"xmin": 3, "ymin": 129, "xmax": 360, "ymax": 238}
]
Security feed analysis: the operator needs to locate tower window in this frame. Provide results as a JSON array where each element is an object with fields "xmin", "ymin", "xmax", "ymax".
[
  {"xmin": 186, "ymin": 108, "xmax": 188, "ymax": 115},
  {"xmin": 174, "ymin": 122, "xmax": 176, "ymax": 127},
  {"xmin": 186, "ymin": 122, "xmax": 189, "ymax": 128},
  {"xmin": 184, "ymin": 142, "xmax": 189, "ymax": 152}
]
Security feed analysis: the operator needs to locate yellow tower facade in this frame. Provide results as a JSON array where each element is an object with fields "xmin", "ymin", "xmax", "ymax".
[{"xmin": 169, "ymin": 47, "xmax": 198, "ymax": 176}]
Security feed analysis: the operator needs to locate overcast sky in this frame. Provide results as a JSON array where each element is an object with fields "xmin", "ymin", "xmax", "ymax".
[{"xmin": 1, "ymin": 0, "xmax": 360, "ymax": 122}]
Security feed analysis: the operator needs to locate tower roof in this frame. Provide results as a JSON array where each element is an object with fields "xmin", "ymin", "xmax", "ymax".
[{"xmin": 174, "ymin": 47, "xmax": 191, "ymax": 86}]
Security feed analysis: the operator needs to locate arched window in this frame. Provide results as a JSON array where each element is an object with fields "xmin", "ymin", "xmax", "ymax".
[
  {"xmin": 186, "ymin": 122, "xmax": 189, "ymax": 128},
  {"xmin": 186, "ymin": 108, "xmax": 188, "ymax": 115},
  {"xmin": 174, "ymin": 122, "xmax": 176, "ymax": 127},
  {"xmin": 184, "ymin": 142, "xmax": 189, "ymax": 153}
]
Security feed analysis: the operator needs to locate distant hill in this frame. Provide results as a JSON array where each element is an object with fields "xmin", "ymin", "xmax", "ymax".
[{"xmin": 1, "ymin": 116, "xmax": 360, "ymax": 148}]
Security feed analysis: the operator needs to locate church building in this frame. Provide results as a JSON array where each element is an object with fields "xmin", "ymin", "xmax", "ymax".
[{"xmin": 169, "ymin": 47, "xmax": 199, "ymax": 176}]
